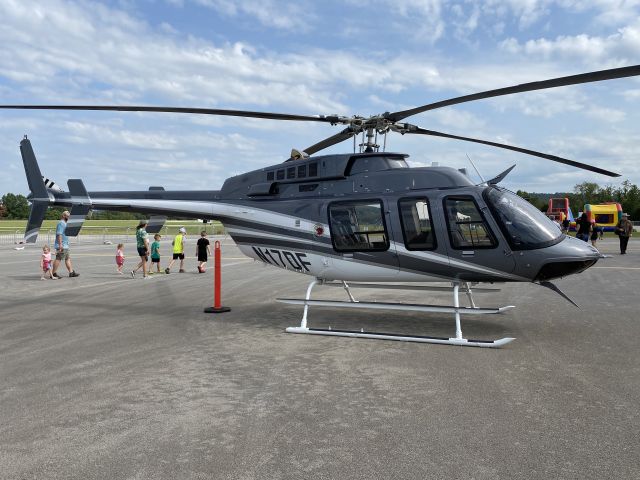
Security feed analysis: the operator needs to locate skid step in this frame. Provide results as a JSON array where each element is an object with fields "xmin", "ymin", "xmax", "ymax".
[
  {"xmin": 285, "ymin": 327, "xmax": 515, "ymax": 348},
  {"xmin": 277, "ymin": 298, "xmax": 514, "ymax": 315}
]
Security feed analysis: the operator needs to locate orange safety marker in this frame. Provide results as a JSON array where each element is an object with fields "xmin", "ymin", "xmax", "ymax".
[{"xmin": 204, "ymin": 240, "xmax": 231, "ymax": 313}]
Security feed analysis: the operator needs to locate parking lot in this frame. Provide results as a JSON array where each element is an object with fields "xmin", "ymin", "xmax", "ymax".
[{"xmin": 1, "ymin": 237, "xmax": 639, "ymax": 479}]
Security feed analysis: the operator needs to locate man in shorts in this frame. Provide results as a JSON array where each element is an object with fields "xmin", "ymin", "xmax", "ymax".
[
  {"xmin": 52, "ymin": 210, "xmax": 79, "ymax": 278},
  {"xmin": 165, "ymin": 227, "xmax": 187, "ymax": 273}
]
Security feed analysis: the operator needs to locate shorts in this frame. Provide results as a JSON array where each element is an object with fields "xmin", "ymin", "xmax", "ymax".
[
  {"xmin": 198, "ymin": 253, "xmax": 208, "ymax": 262},
  {"xmin": 55, "ymin": 249, "xmax": 69, "ymax": 261},
  {"xmin": 151, "ymin": 257, "xmax": 160, "ymax": 263},
  {"xmin": 137, "ymin": 247, "xmax": 148, "ymax": 257},
  {"xmin": 172, "ymin": 253, "xmax": 185, "ymax": 260},
  {"xmin": 116, "ymin": 257, "xmax": 125, "ymax": 267}
]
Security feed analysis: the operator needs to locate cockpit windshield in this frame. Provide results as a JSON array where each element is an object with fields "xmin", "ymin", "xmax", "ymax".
[{"xmin": 484, "ymin": 187, "xmax": 563, "ymax": 250}]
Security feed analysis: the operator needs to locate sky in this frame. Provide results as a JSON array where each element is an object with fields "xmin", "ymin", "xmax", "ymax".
[{"xmin": 0, "ymin": 0, "xmax": 639, "ymax": 196}]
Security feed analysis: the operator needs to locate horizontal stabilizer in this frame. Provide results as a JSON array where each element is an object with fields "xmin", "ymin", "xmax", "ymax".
[
  {"xmin": 20, "ymin": 137, "xmax": 48, "ymax": 199},
  {"xmin": 23, "ymin": 200, "xmax": 49, "ymax": 244}
]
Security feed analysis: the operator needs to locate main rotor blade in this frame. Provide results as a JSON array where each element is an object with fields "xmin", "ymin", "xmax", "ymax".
[
  {"xmin": 0, "ymin": 105, "xmax": 334, "ymax": 123},
  {"xmin": 405, "ymin": 127, "xmax": 620, "ymax": 177},
  {"xmin": 387, "ymin": 64, "xmax": 640, "ymax": 122},
  {"xmin": 303, "ymin": 127, "xmax": 356, "ymax": 155}
]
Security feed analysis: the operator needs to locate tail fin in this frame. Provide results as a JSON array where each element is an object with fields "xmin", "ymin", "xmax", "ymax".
[
  {"xmin": 24, "ymin": 201, "xmax": 49, "ymax": 244},
  {"xmin": 20, "ymin": 136, "xmax": 48, "ymax": 200},
  {"xmin": 66, "ymin": 179, "xmax": 90, "ymax": 237},
  {"xmin": 20, "ymin": 137, "xmax": 50, "ymax": 244}
]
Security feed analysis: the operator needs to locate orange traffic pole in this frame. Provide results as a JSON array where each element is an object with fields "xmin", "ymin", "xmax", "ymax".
[{"xmin": 204, "ymin": 240, "xmax": 230, "ymax": 313}]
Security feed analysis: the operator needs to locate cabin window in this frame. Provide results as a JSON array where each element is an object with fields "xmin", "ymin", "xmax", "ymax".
[
  {"xmin": 297, "ymin": 165, "xmax": 307, "ymax": 178},
  {"xmin": 308, "ymin": 162, "xmax": 318, "ymax": 177},
  {"xmin": 287, "ymin": 167, "xmax": 296, "ymax": 179},
  {"xmin": 399, "ymin": 198, "xmax": 436, "ymax": 250},
  {"xmin": 444, "ymin": 197, "xmax": 496, "ymax": 249},
  {"xmin": 266, "ymin": 171, "xmax": 274, "ymax": 181},
  {"xmin": 276, "ymin": 169, "xmax": 285, "ymax": 180},
  {"xmin": 328, "ymin": 200, "xmax": 389, "ymax": 252}
]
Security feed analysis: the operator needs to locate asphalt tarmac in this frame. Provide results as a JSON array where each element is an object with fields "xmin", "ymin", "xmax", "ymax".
[{"xmin": 1, "ymin": 237, "xmax": 639, "ymax": 480}]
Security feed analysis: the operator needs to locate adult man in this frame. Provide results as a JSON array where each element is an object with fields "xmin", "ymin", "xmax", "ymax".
[
  {"xmin": 52, "ymin": 210, "xmax": 79, "ymax": 278},
  {"xmin": 615, "ymin": 213, "xmax": 633, "ymax": 254},
  {"xmin": 165, "ymin": 227, "xmax": 187, "ymax": 274}
]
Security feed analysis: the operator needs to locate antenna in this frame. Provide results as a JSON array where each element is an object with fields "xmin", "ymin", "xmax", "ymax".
[{"xmin": 465, "ymin": 153, "xmax": 487, "ymax": 185}]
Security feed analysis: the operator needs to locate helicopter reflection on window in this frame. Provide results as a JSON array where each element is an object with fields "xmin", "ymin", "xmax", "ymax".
[
  {"xmin": 329, "ymin": 200, "xmax": 389, "ymax": 252},
  {"xmin": 399, "ymin": 198, "xmax": 436, "ymax": 250},
  {"xmin": 445, "ymin": 197, "xmax": 496, "ymax": 249}
]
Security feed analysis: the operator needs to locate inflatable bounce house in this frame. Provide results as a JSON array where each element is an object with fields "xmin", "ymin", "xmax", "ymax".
[
  {"xmin": 547, "ymin": 198, "xmax": 576, "ymax": 229},
  {"xmin": 584, "ymin": 202, "xmax": 623, "ymax": 231}
]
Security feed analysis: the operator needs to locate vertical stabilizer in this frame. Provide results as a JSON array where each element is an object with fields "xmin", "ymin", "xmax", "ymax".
[
  {"xmin": 20, "ymin": 136, "xmax": 48, "ymax": 199},
  {"xmin": 66, "ymin": 179, "xmax": 90, "ymax": 237},
  {"xmin": 20, "ymin": 137, "xmax": 50, "ymax": 244},
  {"xmin": 24, "ymin": 201, "xmax": 49, "ymax": 244}
]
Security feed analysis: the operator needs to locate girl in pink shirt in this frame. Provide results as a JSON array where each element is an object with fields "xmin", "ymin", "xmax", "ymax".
[
  {"xmin": 116, "ymin": 243, "xmax": 125, "ymax": 274},
  {"xmin": 41, "ymin": 245, "xmax": 56, "ymax": 280}
]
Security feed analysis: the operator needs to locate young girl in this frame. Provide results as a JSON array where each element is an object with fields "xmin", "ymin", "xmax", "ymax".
[
  {"xmin": 116, "ymin": 243, "xmax": 125, "ymax": 274},
  {"xmin": 41, "ymin": 245, "xmax": 56, "ymax": 280}
]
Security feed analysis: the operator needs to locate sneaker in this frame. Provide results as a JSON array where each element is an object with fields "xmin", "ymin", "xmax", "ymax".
[
  {"xmin": 131, "ymin": 270, "xmax": 136, "ymax": 278},
  {"xmin": 41, "ymin": 276, "xmax": 45, "ymax": 280},
  {"xmin": 179, "ymin": 269, "xmax": 185, "ymax": 273},
  {"xmin": 69, "ymin": 271, "xmax": 80, "ymax": 278},
  {"xmin": 165, "ymin": 268, "xmax": 170, "ymax": 274},
  {"xmin": 143, "ymin": 275, "xmax": 149, "ymax": 279},
  {"xmin": 148, "ymin": 271, "xmax": 154, "ymax": 275},
  {"xmin": 53, "ymin": 273, "xmax": 61, "ymax": 279}
]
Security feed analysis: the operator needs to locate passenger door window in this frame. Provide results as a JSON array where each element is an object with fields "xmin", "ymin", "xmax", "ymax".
[
  {"xmin": 399, "ymin": 198, "xmax": 436, "ymax": 250},
  {"xmin": 329, "ymin": 201, "xmax": 389, "ymax": 252},
  {"xmin": 444, "ymin": 197, "xmax": 496, "ymax": 249}
]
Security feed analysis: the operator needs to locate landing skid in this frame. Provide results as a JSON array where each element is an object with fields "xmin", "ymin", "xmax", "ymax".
[{"xmin": 278, "ymin": 279, "xmax": 515, "ymax": 348}]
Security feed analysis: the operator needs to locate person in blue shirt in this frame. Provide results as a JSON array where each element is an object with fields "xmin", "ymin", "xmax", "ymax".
[{"xmin": 52, "ymin": 210, "xmax": 79, "ymax": 278}]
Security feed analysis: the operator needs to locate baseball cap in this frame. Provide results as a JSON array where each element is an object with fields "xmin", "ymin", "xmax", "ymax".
[{"xmin": 179, "ymin": 227, "xmax": 187, "ymax": 233}]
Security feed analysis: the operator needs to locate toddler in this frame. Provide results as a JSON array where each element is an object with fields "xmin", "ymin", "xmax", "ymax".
[
  {"xmin": 40, "ymin": 245, "xmax": 56, "ymax": 280},
  {"xmin": 116, "ymin": 243, "xmax": 125, "ymax": 274}
]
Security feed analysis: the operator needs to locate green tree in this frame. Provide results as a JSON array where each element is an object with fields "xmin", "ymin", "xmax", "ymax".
[{"xmin": 1, "ymin": 193, "xmax": 30, "ymax": 219}]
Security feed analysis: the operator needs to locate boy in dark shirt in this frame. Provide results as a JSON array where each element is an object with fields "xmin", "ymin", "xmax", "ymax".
[{"xmin": 196, "ymin": 231, "xmax": 211, "ymax": 273}]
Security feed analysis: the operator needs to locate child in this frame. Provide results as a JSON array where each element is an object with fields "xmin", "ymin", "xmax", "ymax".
[
  {"xmin": 149, "ymin": 234, "xmax": 162, "ymax": 273},
  {"xmin": 116, "ymin": 243, "xmax": 125, "ymax": 274},
  {"xmin": 165, "ymin": 227, "xmax": 187, "ymax": 274},
  {"xmin": 196, "ymin": 230, "xmax": 211, "ymax": 273},
  {"xmin": 41, "ymin": 245, "xmax": 57, "ymax": 280}
]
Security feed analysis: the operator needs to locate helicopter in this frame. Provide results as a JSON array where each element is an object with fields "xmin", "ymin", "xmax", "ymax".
[{"xmin": 2, "ymin": 64, "xmax": 639, "ymax": 348}]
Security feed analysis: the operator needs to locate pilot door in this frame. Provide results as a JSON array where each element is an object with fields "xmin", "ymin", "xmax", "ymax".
[
  {"xmin": 322, "ymin": 198, "xmax": 399, "ymax": 281},
  {"xmin": 438, "ymin": 193, "xmax": 516, "ymax": 281}
]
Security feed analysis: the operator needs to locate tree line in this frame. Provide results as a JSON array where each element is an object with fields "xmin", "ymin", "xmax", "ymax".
[{"xmin": 0, "ymin": 193, "xmax": 145, "ymax": 220}]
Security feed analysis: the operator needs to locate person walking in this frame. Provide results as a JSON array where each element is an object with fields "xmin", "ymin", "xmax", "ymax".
[
  {"xmin": 196, "ymin": 230, "xmax": 211, "ymax": 273},
  {"xmin": 131, "ymin": 221, "xmax": 150, "ymax": 278},
  {"xmin": 576, "ymin": 213, "xmax": 591, "ymax": 242},
  {"xmin": 615, "ymin": 213, "xmax": 633, "ymax": 254},
  {"xmin": 165, "ymin": 227, "xmax": 187, "ymax": 274},
  {"xmin": 52, "ymin": 210, "xmax": 79, "ymax": 278},
  {"xmin": 149, "ymin": 234, "xmax": 162, "ymax": 274},
  {"xmin": 562, "ymin": 217, "xmax": 570, "ymax": 234},
  {"xmin": 590, "ymin": 221, "xmax": 600, "ymax": 248}
]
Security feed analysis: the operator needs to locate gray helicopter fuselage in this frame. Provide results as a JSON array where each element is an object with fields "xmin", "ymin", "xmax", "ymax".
[{"xmin": 44, "ymin": 151, "xmax": 600, "ymax": 284}]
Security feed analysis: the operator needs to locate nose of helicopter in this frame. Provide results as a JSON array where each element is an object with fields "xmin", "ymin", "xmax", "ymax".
[{"xmin": 531, "ymin": 235, "xmax": 601, "ymax": 281}]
